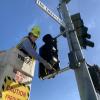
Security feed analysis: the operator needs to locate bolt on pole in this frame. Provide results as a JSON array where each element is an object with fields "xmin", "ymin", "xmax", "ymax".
[{"xmin": 59, "ymin": 0, "xmax": 98, "ymax": 100}]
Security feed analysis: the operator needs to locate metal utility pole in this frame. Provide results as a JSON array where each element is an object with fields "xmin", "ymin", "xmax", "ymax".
[{"xmin": 59, "ymin": 0, "xmax": 98, "ymax": 100}]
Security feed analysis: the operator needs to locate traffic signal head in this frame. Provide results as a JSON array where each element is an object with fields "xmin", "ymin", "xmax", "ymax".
[
  {"xmin": 81, "ymin": 27, "xmax": 91, "ymax": 39},
  {"xmin": 88, "ymin": 65, "xmax": 100, "ymax": 92},
  {"xmin": 71, "ymin": 13, "xmax": 94, "ymax": 49},
  {"xmin": 43, "ymin": 34, "xmax": 54, "ymax": 44},
  {"xmin": 38, "ymin": 34, "xmax": 60, "ymax": 80}
]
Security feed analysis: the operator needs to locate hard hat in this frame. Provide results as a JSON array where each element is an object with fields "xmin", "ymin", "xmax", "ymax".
[{"xmin": 31, "ymin": 26, "xmax": 41, "ymax": 38}]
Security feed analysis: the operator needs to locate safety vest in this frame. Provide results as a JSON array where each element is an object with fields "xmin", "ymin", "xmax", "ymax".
[{"xmin": 16, "ymin": 36, "xmax": 37, "ymax": 59}]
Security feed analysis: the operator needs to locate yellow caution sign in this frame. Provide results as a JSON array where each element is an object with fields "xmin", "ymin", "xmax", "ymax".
[{"xmin": 1, "ymin": 76, "xmax": 30, "ymax": 100}]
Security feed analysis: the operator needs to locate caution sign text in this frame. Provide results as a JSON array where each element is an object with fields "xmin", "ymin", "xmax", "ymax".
[{"xmin": 2, "ymin": 76, "xmax": 30, "ymax": 100}]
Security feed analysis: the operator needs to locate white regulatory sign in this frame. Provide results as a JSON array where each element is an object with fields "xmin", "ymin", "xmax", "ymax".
[{"xmin": 36, "ymin": 0, "xmax": 65, "ymax": 27}]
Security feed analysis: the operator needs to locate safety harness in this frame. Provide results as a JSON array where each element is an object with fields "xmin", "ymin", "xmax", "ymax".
[{"xmin": 16, "ymin": 36, "xmax": 37, "ymax": 59}]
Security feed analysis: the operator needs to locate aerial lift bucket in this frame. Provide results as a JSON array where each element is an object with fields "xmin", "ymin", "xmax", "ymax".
[{"xmin": 0, "ymin": 48, "xmax": 36, "ymax": 99}]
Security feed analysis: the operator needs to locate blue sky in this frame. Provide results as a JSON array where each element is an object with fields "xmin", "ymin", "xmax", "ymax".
[{"xmin": 0, "ymin": 0, "xmax": 100, "ymax": 100}]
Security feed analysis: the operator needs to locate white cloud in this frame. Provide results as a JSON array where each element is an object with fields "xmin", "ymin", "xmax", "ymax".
[
  {"xmin": 48, "ymin": 25, "xmax": 54, "ymax": 33},
  {"xmin": 86, "ymin": 19, "xmax": 96, "ymax": 29}
]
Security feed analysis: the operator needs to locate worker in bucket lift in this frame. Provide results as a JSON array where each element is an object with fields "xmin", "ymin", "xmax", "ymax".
[{"xmin": 16, "ymin": 26, "xmax": 52, "ymax": 70}]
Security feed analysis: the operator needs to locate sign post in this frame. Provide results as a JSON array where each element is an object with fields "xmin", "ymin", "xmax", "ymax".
[{"xmin": 58, "ymin": 0, "xmax": 98, "ymax": 100}]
